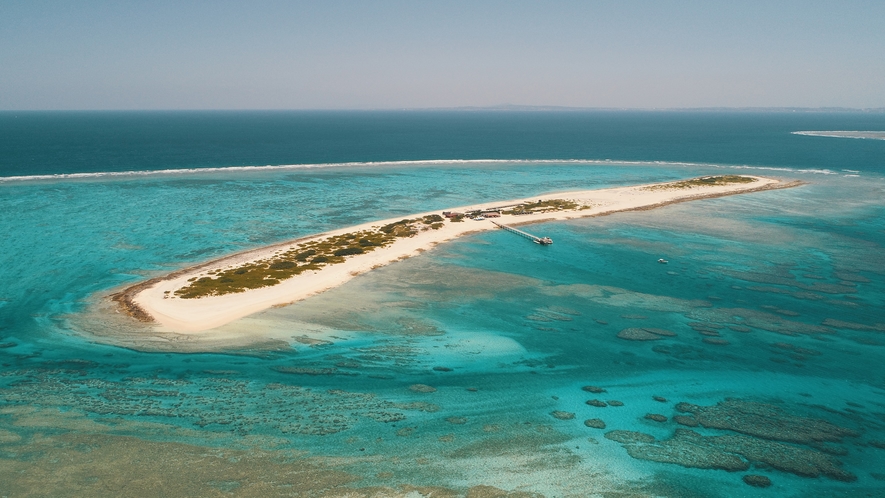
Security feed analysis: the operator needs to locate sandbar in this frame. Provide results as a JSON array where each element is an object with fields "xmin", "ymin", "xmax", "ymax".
[
  {"xmin": 792, "ymin": 131, "xmax": 885, "ymax": 140},
  {"xmin": 112, "ymin": 175, "xmax": 798, "ymax": 333}
]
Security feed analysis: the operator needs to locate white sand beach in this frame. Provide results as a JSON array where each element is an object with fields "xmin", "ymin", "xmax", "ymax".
[{"xmin": 117, "ymin": 175, "xmax": 793, "ymax": 333}]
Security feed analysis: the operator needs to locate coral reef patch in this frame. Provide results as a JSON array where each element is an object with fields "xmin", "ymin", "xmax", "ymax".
[
  {"xmin": 617, "ymin": 328, "xmax": 675, "ymax": 341},
  {"xmin": 550, "ymin": 411, "xmax": 575, "ymax": 420},
  {"xmin": 675, "ymin": 399, "xmax": 859, "ymax": 444},
  {"xmin": 742, "ymin": 475, "xmax": 772, "ymax": 488},
  {"xmin": 611, "ymin": 428, "xmax": 855, "ymax": 481},
  {"xmin": 584, "ymin": 419, "xmax": 606, "ymax": 429},
  {"xmin": 605, "ymin": 398, "xmax": 860, "ymax": 483}
]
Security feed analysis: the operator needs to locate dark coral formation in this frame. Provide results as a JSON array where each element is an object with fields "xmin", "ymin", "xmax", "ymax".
[
  {"xmin": 770, "ymin": 342, "xmax": 822, "ymax": 357},
  {"xmin": 612, "ymin": 428, "xmax": 855, "ymax": 481},
  {"xmin": 466, "ymin": 484, "xmax": 544, "ymax": 498},
  {"xmin": 619, "ymin": 429, "xmax": 748, "ymax": 472},
  {"xmin": 673, "ymin": 415, "xmax": 699, "ymax": 427},
  {"xmin": 273, "ymin": 366, "xmax": 340, "ymax": 376},
  {"xmin": 641, "ymin": 327, "xmax": 676, "ymax": 337},
  {"xmin": 690, "ymin": 306, "xmax": 834, "ymax": 336},
  {"xmin": 0, "ymin": 371, "xmax": 420, "ymax": 436},
  {"xmin": 688, "ymin": 322, "xmax": 724, "ymax": 332},
  {"xmin": 617, "ymin": 328, "xmax": 662, "ymax": 341},
  {"xmin": 606, "ymin": 399, "xmax": 860, "ymax": 483},
  {"xmin": 586, "ymin": 399, "xmax": 607, "ymax": 407},
  {"xmin": 617, "ymin": 327, "xmax": 676, "ymax": 341},
  {"xmin": 675, "ymin": 399, "xmax": 859, "ymax": 444},
  {"xmin": 550, "ymin": 411, "xmax": 575, "ymax": 420},
  {"xmin": 651, "ymin": 344, "xmax": 717, "ymax": 361},
  {"xmin": 742, "ymin": 475, "xmax": 772, "ymax": 488},
  {"xmin": 584, "ymin": 419, "xmax": 606, "ymax": 429},
  {"xmin": 702, "ymin": 337, "xmax": 729, "ymax": 345},
  {"xmin": 607, "ymin": 400, "xmax": 624, "ymax": 407},
  {"xmin": 603, "ymin": 430, "xmax": 656, "ymax": 444},
  {"xmin": 581, "ymin": 385, "xmax": 606, "ymax": 393}
]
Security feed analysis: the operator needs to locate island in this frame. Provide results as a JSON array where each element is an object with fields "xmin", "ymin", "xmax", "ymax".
[{"xmin": 112, "ymin": 175, "xmax": 799, "ymax": 332}]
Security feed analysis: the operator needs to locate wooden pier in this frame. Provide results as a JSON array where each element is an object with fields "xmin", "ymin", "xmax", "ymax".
[{"xmin": 491, "ymin": 221, "xmax": 553, "ymax": 245}]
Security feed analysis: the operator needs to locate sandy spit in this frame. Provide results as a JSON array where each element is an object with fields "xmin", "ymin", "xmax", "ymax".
[{"xmin": 112, "ymin": 176, "xmax": 799, "ymax": 333}]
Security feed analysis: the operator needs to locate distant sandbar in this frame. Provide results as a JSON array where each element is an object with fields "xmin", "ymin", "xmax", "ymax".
[{"xmin": 792, "ymin": 131, "xmax": 885, "ymax": 140}]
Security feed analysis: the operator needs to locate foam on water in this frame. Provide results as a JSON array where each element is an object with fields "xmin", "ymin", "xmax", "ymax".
[{"xmin": 0, "ymin": 157, "xmax": 747, "ymax": 183}]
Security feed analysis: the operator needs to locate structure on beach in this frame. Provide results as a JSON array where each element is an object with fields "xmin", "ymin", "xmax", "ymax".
[{"xmin": 491, "ymin": 221, "xmax": 553, "ymax": 245}]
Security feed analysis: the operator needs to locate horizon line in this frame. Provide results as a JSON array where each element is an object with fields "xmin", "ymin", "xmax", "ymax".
[{"xmin": 2, "ymin": 105, "xmax": 885, "ymax": 113}]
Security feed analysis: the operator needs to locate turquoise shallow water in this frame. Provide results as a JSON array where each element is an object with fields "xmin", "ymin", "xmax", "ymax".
[{"xmin": 1, "ymin": 112, "xmax": 885, "ymax": 496}]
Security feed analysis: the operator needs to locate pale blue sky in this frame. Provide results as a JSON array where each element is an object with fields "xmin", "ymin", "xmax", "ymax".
[{"xmin": 2, "ymin": 1, "xmax": 883, "ymax": 110}]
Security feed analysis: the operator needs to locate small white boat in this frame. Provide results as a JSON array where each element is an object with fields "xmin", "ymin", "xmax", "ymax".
[{"xmin": 658, "ymin": 258, "xmax": 668, "ymax": 264}]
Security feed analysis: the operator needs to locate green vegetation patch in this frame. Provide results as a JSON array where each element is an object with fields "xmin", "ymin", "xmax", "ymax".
[
  {"xmin": 642, "ymin": 175, "xmax": 757, "ymax": 191},
  {"xmin": 379, "ymin": 219, "xmax": 418, "ymax": 237},
  {"xmin": 502, "ymin": 198, "xmax": 579, "ymax": 215},
  {"xmin": 333, "ymin": 247, "xmax": 364, "ymax": 257},
  {"xmin": 175, "ymin": 222, "xmax": 431, "ymax": 299}
]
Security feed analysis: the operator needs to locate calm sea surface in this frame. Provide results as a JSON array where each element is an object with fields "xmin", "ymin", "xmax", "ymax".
[{"xmin": 1, "ymin": 111, "xmax": 884, "ymax": 496}]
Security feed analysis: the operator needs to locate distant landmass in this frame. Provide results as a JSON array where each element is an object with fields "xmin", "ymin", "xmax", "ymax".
[
  {"xmin": 792, "ymin": 130, "xmax": 885, "ymax": 140},
  {"xmin": 417, "ymin": 105, "xmax": 885, "ymax": 113}
]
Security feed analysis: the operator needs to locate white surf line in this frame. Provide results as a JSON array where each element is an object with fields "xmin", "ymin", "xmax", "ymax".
[{"xmin": 1, "ymin": 158, "xmax": 774, "ymax": 183}]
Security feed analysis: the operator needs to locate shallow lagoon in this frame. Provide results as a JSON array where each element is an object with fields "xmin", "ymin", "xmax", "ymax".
[{"xmin": 1, "ymin": 157, "xmax": 884, "ymax": 496}]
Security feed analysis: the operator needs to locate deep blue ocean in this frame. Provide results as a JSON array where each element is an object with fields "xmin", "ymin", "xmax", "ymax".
[{"xmin": 1, "ymin": 111, "xmax": 884, "ymax": 497}]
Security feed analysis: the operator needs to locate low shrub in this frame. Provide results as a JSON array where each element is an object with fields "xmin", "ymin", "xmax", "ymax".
[{"xmin": 333, "ymin": 247, "xmax": 364, "ymax": 256}]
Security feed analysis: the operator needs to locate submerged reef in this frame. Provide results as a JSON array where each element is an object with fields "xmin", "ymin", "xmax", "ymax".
[
  {"xmin": 550, "ymin": 411, "xmax": 575, "ymax": 420},
  {"xmin": 742, "ymin": 475, "xmax": 772, "ymax": 488},
  {"xmin": 605, "ymin": 398, "xmax": 860, "ymax": 483},
  {"xmin": 675, "ymin": 399, "xmax": 859, "ymax": 444},
  {"xmin": 584, "ymin": 419, "xmax": 606, "ymax": 429},
  {"xmin": 0, "ymin": 367, "xmax": 433, "ymax": 437},
  {"xmin": 617, "ymin": 327, "xmax": 675, "ymax": 341},
  {"xmin": 609, "ymin": 428, "xmax": 855, "ymax": 481}
]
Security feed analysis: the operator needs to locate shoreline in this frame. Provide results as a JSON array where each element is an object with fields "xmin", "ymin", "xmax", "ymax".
[{"xmin": 112, "ymin": 176, "xmax": 801, "ymax": 333}]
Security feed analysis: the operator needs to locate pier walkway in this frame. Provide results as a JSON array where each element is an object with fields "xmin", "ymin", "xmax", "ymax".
[{"xmin": 491, "ymin": 221, "xmax": 553, "ymax": 245}]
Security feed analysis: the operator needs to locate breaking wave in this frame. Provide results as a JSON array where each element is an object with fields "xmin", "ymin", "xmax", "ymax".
[{"xmin": 0, "ymin": 158, "xmax": 841, "ymax": 183}]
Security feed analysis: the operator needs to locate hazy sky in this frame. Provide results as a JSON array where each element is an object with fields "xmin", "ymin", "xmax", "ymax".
[{"xmin": 2, "ymin": 1, "xmax": 884, "ymax": 110}]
